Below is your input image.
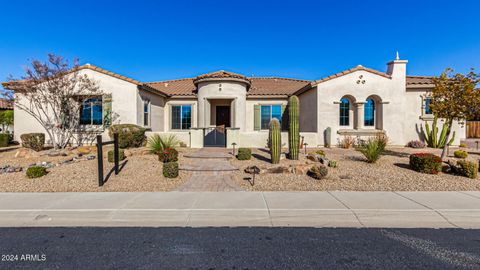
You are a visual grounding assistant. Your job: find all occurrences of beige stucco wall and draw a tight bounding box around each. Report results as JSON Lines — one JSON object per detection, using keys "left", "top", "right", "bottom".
{"left": 197, "top": 81, "right": 247, "bottom": 130}
{"left": 137, "top": 90, "right": 166, "bottom": 132}
{"left": 13, "top": 68, "right": 140, "bottom": 143}
{"left": 298, "top": 62, "right": 465, "bottom": 146}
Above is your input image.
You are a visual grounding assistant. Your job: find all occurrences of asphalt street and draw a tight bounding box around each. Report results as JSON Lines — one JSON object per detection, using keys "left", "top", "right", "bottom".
{"left": 1, "top": 227, "right": 480, "bottom": 269}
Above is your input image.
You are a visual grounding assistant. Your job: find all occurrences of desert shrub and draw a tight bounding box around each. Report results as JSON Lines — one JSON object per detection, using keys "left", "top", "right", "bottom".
{"left": 108, "top": 149, "right": 125, "bottom": 163}
{"left": 147, "top": 134, "right": 179, "bottom": 155}
{"left": 338, "top": 136, "right": 356, "bottom": 149}
{"left": 20, "top": 133, "right": 45, "bottom": 151}
{"left": 163, "top": 162, "right": 179, "bottom": 178}
{"left": 308, "top": 165, "right": 328, "bottom": 180}
{"left": 158, "top": 148, "right": 178, "bottom": 163}
{"left": 407, "top": 140, "right": 426, "bottom": 148}
{"left": 409, "top": 153, "right": 442, "bottom": 174}
{"left": 309, "top": 150, "right": 326, "bottom": 157}
{"left": 376, "top": 134, "right": 389, "bottom": 152}
{"left": 237, "top": 148, "right": 252, "bottom": 160}
{"left": 357, "top": 138, "right": 384, "bottom": 163}
{"left": 454, "top": 150, "right": 468, "bottom": 159}
{"left": 456, "top": 160, "right": 478, "bottom": 179}
{"left": 328, "top": 160, "right": 338, "bottom": 168}
{"left": 108, "top": 124, "right": 146, "bottom": 148}
{"left": 26, "top": 166, "right": 48, "bottom": 178}
{"left": 0, "top": 134, "right": 8, "bottom": 147}
{"left": 459, "top": 143, "right": 467, "bottom": 148}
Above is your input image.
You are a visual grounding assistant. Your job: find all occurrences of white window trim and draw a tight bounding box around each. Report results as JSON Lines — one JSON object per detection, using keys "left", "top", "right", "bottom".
{"left": 143, "top": 99, "right": 150, "bottom": 128}
{"left": 80, "top": 97, "right": 103, "bottom": 127}
{"left": 170, "top": 104, "right": 192, "bottom": 131}
{"left": 260, "top": 104, "right": 283, "bottom": 130}
{"left": 420, "top": 94, "right": 435, "bottom": 120}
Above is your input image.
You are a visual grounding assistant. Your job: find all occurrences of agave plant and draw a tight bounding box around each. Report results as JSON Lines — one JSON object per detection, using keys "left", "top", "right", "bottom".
{"left": 147, "top": 134, "right": 179, "bottom": 155}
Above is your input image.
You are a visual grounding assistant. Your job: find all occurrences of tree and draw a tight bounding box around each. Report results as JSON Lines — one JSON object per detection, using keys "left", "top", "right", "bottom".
{"left": 429, "top": 68, "right": 480, "bottom": 160}
{"left": 0, "top": 110, "right": 13, "bottom": 133}
{"left": 4, "top": 54, "right": 105, "bottom": 149}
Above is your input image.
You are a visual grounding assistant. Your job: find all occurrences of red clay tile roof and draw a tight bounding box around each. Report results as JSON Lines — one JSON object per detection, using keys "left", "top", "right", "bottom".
{"left": 193, "top": 70, "right": 250, "bottom": 86}
{"left": 0, "top": 99, "right": 13, "bottom": 110}
{"left": 144, "top": 76, "right": 310, "bottom": 97}
{"left": 406, "top": 75, "right": 434, "bottom": 87}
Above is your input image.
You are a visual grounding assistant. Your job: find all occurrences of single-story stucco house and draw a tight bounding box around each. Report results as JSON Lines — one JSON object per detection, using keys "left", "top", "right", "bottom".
{"left": 3, "top": 54, "right": 465, "bottom": 148}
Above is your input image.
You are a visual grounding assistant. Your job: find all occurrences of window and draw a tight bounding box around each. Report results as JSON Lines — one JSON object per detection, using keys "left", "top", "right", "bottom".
{"left": 260, "top": 105, "right": 282, "bottom": 129}
{"left": 143, "top": 99, "right": 150, "bottom": 127}
{"left": 339, "top": 98, "right": 350, "bottom": 126}
{"left": 80, "top": 97, "right": 103, "bottom": 125}
{"left": 364, "top": 98, "right": 375, "bottom": 127}
{"left": 425, "top": 98, "right": 432, "bottom": 114}
{"left": 171, "top": 105, "right": 192, "bottom": 130}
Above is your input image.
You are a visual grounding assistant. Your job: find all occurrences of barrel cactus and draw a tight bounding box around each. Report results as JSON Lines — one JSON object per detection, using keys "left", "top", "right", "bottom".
{"left": 288, "top": 96, "right": 300, "bottom": 160}
{"left": 269, "top": 118, "right": 281, "bottom": 164}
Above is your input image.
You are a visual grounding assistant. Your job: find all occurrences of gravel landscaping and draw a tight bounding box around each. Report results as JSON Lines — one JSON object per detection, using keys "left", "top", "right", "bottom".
{"left": 0, "top": 147, "right": 191, "bottom": 192}
{"left": 231, "top": 147, "right": 480, "bottom": 191}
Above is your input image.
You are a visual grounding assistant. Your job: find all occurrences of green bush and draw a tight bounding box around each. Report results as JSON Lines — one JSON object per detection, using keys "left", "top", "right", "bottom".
{"left": 20, "top": 133, "right": 45, "bottom": 151}
{"left": 108, "top": 149, "right": 125, "bottom": 163}
{"left": 158, "top": 148, "right": 178, "bottom": 163}
{"left": 456, "top": 160, "right": 478, "bottom": 179}
{"left": 108, "top": 124, "right": 146, "bottom": 148}
{"left": 237, "top": 148, "right": 252, "bottom": 160}
{"left": 357, "top": 138, "right": 384, "bottom": 163}
{"left": 163, "top": 162, "right": 179, "bottom": 178}
{"left": 26, "top": 166, "right": 48, "bottom": 178}
{"left": 0, "top": 134, "right": 9, "bottom": 147}
{"left": 459, "top": 143, "right": 467, "bottom": 148}
{"left": 454, "top": 150, "right": 468, "bottom": 159}
{"left": 147, "top": 134, "right": 179, "bottom": 155}
{"left": 409, "top": 153, "right": 442, "bottom": 174}
{"left": 308, "top": 165, "right": 328, "bottom": 180}
{"left": 328, "top": 160, "right": 338, "bottom": 168}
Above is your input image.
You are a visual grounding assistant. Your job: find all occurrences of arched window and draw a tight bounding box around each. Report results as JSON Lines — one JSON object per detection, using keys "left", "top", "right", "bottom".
{"left": 339, "top": 98, "right": 350, "bottom": 126}
{"left": 364, "top": 98, "right": 375, "bottom": 127}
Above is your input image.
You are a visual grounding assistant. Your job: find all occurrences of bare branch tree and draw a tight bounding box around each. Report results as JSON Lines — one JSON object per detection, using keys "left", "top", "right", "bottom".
{"left": 5, "top": 54, "right": 109, "bottom": 149}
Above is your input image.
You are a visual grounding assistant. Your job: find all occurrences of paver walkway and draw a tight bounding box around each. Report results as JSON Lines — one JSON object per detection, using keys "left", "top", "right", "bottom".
{"left": 177, "top": 148, "right": 243, "bottom": 191}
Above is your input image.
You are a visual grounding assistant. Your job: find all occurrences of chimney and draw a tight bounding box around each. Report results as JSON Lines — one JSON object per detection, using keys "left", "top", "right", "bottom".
{"left": 386, "top": 51, "right": 408, "bottom": 79}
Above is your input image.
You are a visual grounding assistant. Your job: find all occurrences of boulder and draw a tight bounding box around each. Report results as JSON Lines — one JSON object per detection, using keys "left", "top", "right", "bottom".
{"left": 124, "top": 147, "right": 151, "bottom": 157}
{"left": 14, "top": 148, "right": 39, "bottom": 158}
{"left": 307, "top": 154, "right": 325, "bottom": 163}
{"left": 292, "top": 164, "right": 312, "bottom": 175}
{"left": 264, "top": 166, "right": 289, "bottom": 174}
{"left": 77, "top": 146, "right": 96, "bottom": 155}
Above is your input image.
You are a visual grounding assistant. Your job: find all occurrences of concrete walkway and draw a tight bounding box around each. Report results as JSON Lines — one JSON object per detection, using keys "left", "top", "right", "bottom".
{"left": 1, "top": 191, "right": 480, "bottom": 228}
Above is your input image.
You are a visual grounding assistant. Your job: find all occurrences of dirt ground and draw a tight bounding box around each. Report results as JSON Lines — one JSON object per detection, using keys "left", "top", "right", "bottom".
{"left": 231, "top": 147, "right": 480, "bottom": 191}
{"left": 0, "top": 147, "right": 192, "bottom": 192}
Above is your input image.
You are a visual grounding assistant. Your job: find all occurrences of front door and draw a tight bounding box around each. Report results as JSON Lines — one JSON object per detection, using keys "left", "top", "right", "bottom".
{"left": 216, "top": 106, "right": 231, "bottom": 127}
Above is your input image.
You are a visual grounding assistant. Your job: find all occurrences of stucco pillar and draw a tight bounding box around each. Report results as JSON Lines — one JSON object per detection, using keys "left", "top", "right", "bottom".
{"left": 356, "top": 102, "right": 365, "bottom": 129}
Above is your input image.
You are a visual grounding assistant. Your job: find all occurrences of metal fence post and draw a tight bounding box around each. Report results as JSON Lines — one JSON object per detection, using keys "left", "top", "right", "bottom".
{"left": 96, "top": 135, "right": 104, "bottom": 187}
{"left": 114, "top": 133, "right": 119, "bottom": 175}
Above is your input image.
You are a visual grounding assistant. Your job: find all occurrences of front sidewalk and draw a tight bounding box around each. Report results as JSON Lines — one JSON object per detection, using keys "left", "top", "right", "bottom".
{"left": 1, "top": 191, "right": 479, "bottom": 228}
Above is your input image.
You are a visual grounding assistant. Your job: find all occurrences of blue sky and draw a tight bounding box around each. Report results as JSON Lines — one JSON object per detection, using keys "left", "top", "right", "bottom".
{"left": 1, "top": 0, "right": 479, "bottom": 88}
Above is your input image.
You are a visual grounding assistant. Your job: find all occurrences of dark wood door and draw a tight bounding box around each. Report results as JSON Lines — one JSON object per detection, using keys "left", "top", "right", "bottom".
{"left": 216, "top": 106, "right": 231, "bottom": 127}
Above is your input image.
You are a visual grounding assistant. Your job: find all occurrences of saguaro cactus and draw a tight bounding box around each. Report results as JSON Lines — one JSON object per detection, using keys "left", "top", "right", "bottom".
{"left": 269, "top": 118, "right": 281, "bottom": 164}
{"left": 288, "top": 96, "right": 300, "bottom": 160}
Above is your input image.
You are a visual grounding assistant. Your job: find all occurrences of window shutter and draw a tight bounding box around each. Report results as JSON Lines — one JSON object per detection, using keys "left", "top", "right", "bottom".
{"left": 281, "top": 104, "right": 287, "bottom": 131}
{"left": 254, "top": 105, "right": 261, "bottom": 131}
{"left": 102, "top": 94, "right": 112, "bottom": 128}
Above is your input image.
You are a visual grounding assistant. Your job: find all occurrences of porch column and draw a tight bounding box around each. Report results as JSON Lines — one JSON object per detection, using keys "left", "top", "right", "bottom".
{"left": 355, "top": 102, "right": 365, "bottom": 129}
